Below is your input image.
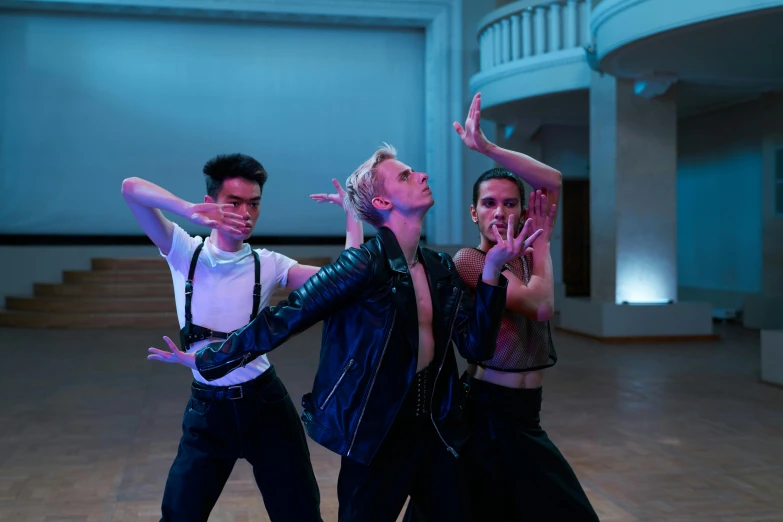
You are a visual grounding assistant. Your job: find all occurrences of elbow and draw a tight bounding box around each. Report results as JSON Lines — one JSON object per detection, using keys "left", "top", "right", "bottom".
{"left": 536, "top": 300, "right": 555, "bottom": 322}
{"left": 121, "top": 177, "right": 140, "bottom": 197}
{"left": 551, "top": 169, "right": 562, "bottom": 189}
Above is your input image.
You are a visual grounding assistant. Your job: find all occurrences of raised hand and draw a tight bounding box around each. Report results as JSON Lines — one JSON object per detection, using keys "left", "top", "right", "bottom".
{"left": 188, "top": 203, "right": 248, "bottom": 236}
{"left": 454, "top": 92, "right": 493, "bottom": 155}
{"left": 527, "top": 190, "right": 557, "bottom": 245}
{"left": 148, "top": 336, "right": 197, "bottom": 370}
{"left": 485, "top": 214, "right": 543, "bottom": 271}
{"left": 310, "top": 178, "right": 347, "bottom": 209}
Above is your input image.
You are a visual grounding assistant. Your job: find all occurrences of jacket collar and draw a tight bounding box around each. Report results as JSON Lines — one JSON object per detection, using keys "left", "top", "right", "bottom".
{"left": 377, "top": 226, "right": 417, "bottom": 275}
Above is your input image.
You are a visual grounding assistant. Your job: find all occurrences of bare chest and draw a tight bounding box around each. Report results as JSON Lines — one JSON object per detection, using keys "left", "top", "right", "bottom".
{"left": 409, "top": 265, "right": 433, "bottom": 326}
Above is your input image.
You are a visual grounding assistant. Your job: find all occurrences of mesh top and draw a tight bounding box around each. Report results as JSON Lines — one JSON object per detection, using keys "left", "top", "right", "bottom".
{"left": 453, "top": 248, "right": 557, "bottom": 372}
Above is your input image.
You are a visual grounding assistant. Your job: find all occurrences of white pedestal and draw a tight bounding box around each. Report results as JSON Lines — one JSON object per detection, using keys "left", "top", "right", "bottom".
{"left": 761, "top": 330, "right": 783, "bottom": 386}
{"left": 744, "top": 295, "right": 783, "bottom": 330}
{"left": 558, "top": 298, "right": 715, "bottom": 341}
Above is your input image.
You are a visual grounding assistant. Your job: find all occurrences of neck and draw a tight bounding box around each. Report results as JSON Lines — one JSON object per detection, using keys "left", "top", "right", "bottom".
{"left": 478, "top": 235, "right": 495, "bottom": 253}
{"left": 210, "top": 230, "right": 244, "bottom": 252}
{"left": 383, "top": 212, "right": 423, "bottom": 265}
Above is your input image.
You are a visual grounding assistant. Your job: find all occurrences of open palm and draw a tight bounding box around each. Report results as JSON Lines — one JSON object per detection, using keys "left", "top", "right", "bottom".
{"left": 310, "top": 178, "right": 347, "bottom": 209}
{"left": 188, "top": 203, "right": 246, "bottom": 235}
{"left": 527, "top": 190, "right": 557, "bottom": 245}
{"left": 454, "top": 92, "right": 492, "bottom": 154}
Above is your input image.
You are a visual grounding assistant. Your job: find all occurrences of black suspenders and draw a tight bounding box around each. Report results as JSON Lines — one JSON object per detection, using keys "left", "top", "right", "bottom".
{"left": 183, "top": 242, "right": 205, "bottom": 327}
{"left": 251, "top": 249, "right": 261, "bottom": 321}
{"left": 179, "top": 241, "right": 261, "bottom": 349}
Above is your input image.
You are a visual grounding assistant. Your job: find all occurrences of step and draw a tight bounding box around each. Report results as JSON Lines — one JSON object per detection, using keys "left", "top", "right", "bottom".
{"left": 0, "top": 310, "right": 177, "bottom": 329}
{"left": 92, "top": 258, "right": 168, "bottom": 271}
{"left": 34, "top": 283, "right": 174, "bottom": 299}
{"left": 91, "top": 256, "right": 334, "bottom": 272}
{"left": 64, "top": 270, "right": 172, "bottom": 284}
{"left": 6, "top": 296, "right": 174, "bottom": 314}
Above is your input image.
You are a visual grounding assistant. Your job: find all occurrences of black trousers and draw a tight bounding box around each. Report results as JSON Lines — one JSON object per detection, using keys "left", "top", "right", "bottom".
{"left": 336, "top": 384, "right": 472, "bottom": 522}
{"left": 160, "top": 367, "right": 322, "bottom": 522}
{"left": 406, "top": 373, "right": 599, "bottom": 522}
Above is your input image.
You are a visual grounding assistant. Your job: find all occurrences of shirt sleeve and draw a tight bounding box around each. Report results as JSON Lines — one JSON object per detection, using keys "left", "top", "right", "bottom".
{"left": 159, "top": 223, "right": 202, "bottom": 275}
{"left": 268, "top": 251, "right": 299, "bottom": 289}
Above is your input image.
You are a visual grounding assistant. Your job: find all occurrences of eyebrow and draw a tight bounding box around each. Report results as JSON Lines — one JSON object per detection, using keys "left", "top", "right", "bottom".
{"left": 226, "top": 195, "right": 261, "bottom": 201}
{"left": 481, "top": 197, "right": 519, "bottom": 203}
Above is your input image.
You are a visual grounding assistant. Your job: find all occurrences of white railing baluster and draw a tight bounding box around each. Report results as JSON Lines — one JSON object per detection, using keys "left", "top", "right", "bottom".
{"left": 548, "top": 2, "right": 562, "bottom": 52}
{"left": 494, "top": 22, "right": 502, "bottom": 65}
{"left": 511, "top": 14, "right": 521, "bottom": 60}
{"left": 479, "top": 31, "right": 486, "bottom": 70}
{"left": 580, "top": 0, "right": 590, "bottom": 46}
{"left": 501, "top": 18, "right": 511, "bottom": 64}
{"left": 565, "top": 0, "right": 578, "bottom": 48}
{"left": 534, "top": 6, "right": 547, "bottom": 56}
{"left": 522, "top": 9, "right": 533, "bottom": 58}
{"left": 486, "top": 25, "right": 495, "bottom": 67}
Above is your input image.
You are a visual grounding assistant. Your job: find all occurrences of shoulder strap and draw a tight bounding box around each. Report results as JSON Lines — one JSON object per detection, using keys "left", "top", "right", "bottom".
{"left": 184, "top": 241, "right": 205, "bottom": 323}
{"left": 250, "top": 249, "right": 261, "bottom": 321}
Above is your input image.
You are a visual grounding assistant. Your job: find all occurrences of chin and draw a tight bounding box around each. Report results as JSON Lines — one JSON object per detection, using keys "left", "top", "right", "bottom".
{"left": 232, "top": 231, "right": 253, "bottom": 241}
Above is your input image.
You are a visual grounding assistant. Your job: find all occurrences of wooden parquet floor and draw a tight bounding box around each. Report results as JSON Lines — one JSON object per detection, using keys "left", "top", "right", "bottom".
{"left": 0, "top": 323, "right": 781, "bottom": 521}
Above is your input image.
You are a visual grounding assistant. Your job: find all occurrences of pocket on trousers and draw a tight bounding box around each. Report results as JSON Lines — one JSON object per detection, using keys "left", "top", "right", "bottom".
{"left": 187, "top": 396, "right": 212, "bottom": 416}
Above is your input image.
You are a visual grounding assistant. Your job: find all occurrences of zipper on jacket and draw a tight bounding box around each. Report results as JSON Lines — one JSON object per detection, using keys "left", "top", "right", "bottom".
{"left": 430, "top": 290, "right": 463, "bottom": 458}
{"left": 347, "top": 309, "right": 396, "bottom": 456}
{"left": 207, "top": 354, "right": 245, "bottom": 378}
{"left": 319, "top": 359, "right": 356, "bottom": 410}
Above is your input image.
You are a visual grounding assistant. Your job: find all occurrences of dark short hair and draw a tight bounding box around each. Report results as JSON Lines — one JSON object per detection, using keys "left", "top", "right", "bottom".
{"left": 203, "top": 153, "right": 268, "bottom": 199}
{"left": 472, "top": 167, "right": 526, "bottom": 207}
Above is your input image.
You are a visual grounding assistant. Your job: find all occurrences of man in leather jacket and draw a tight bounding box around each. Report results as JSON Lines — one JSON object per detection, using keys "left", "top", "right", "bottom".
{"left": 150, "top": 144, "right": 543, "bottom": 522}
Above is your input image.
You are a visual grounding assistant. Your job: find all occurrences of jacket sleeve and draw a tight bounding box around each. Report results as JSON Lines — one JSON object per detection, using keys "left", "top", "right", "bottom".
{"left": 446, "top": 253, "right": 507, "bottom": 362}
{"left": 195, "top": 246, "right": 376, "bottom": 381}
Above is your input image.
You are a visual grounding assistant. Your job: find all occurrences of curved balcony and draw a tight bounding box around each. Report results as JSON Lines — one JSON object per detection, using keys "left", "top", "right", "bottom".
{"left": 470, "top": 0, "right": 593, "bottom": 121}
{"left": 592, "top": 0, "right": 783, "bottom": 90}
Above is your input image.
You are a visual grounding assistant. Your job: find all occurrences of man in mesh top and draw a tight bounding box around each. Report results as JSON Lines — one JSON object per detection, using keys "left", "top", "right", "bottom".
{"left": 407, "top": 93, "right": 599, "bottom": 521}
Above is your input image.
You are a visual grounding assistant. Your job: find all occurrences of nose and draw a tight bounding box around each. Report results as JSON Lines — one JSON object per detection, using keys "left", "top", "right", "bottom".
{"left": 418, "top": 172, "right": 429, "bottom": 184}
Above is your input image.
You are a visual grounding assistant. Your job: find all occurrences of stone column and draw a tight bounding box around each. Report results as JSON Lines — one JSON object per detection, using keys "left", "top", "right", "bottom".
{"left": 589, "top": 73, "right": 678, "bottom": 304}
{"left": 559, "top": 72, "right": 712, "bottom": 339}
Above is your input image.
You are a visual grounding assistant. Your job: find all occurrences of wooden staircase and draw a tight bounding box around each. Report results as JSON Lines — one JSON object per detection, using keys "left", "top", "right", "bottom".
{"left": 0, "top": 256, "right": 332, "bottom": 329}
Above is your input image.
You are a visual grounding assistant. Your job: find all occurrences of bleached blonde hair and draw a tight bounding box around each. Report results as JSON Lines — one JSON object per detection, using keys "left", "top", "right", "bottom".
{"left": 344, "top": 143, "right": 397, "bottom": 228}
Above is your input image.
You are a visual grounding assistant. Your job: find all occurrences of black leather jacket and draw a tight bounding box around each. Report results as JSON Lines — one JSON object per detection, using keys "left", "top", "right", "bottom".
{"left": 196, "top": 227, "right": 507, "bottom": 465}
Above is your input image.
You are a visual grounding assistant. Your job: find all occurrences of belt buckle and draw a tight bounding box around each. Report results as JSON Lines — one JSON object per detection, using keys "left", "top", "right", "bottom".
{"left": 228, "top": 385, "right": 244, "bottom": 400}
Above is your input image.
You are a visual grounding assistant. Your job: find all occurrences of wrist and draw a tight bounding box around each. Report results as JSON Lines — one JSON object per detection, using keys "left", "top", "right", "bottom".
{"left": 482, "top": 261, "right": 503, "bottom": 278}
{"left": 531, "top": 240, "right": 550, "bottom": 256}
{"left": 482, "top": 141, "right": 499, "bottom": 158}
{"left": 177, "top": 200, "right": 197, "bottom": 218}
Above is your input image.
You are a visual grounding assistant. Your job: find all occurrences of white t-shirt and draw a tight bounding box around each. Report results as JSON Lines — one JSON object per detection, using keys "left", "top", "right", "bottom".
{"left": 161, "top": 223, "right": 297, "bottom": 386}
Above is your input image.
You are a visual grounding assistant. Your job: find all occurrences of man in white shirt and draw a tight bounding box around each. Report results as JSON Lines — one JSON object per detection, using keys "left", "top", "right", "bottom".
{"left": 121, "top": 153, "right": 361, "bottom": 522}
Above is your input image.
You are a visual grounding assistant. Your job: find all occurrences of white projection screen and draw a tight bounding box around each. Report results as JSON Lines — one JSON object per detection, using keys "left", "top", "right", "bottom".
{"left": 0, "top": 11, "right": 425, "bottom": 237}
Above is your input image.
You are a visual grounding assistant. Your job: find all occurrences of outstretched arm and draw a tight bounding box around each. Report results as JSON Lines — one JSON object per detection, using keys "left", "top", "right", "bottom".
{"left": 286, "top": 179, "right": 366, "bottom": 289}
{"left": 309, "top": 178, "right": 364, "bottom": 250}
{"left": 121, "top": 177, "right": 245, "bottom": 255}
{"left": 455, "top": 92, "right": 562, "bottom": 219}
{"left": 148, "top": 245, "right": 377, "bottom": 376}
